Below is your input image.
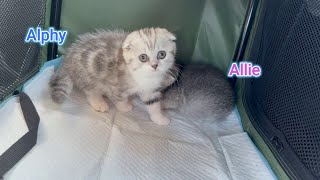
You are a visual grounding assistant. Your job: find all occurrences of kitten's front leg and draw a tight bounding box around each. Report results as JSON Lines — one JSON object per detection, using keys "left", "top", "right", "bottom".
{"left": 112, "top": 91, "right": 133, "bottom": 112}
{"left": 115, "top": 97, "right": 133, "bottom": 112}
{"left": 141, "top": 92, "right": 170, "bottom": 125}
{"left": 84, "top": 89, "right": 109, "bottom": 112}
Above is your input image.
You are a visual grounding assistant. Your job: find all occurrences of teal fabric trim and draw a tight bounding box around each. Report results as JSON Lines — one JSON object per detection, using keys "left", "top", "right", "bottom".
{"left": 249, "top": 134, "right": 278, "bottom": 180}
{"left": 234, "top": 106, "right": 244, "bottom": 130}
{"left": 22, "top": 57, "right": 63, "bottom": 92}
{"left": 0, "top": 57, "right": 63, "bottom": 108}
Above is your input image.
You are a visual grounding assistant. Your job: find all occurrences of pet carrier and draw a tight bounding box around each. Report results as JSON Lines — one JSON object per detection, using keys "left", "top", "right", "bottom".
{"left": 0, "top": 0, "right": 319, "bottom": 179}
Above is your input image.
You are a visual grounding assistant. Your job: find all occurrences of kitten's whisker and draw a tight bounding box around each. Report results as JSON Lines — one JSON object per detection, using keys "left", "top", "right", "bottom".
{"left": 171, "top": 67, "right": 183, "bottom": 78}
{"left": 173, "top": 65, "right": 182, "bottom": 72}
{"left": 168, "top": 71, "right": 177, "bottom": 80}
{"left": 169, "top": 69, "right": 181, "bottom": 87}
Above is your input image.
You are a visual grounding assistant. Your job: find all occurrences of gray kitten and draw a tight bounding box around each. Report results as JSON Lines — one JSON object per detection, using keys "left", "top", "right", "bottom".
{"left": 49, "top": 28, "right": 178, "bottom": 125}
{"left": 162, "top": 64, "right": 234, "bottom": 121}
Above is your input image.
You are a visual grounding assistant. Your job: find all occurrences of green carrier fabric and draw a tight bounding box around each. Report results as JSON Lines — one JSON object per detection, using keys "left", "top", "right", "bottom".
{"left": 58, "top": 0, "right": 248, "bottom": 73}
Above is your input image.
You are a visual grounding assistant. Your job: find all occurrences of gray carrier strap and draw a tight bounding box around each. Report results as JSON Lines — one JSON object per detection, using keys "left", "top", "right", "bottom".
{"left": 0, "top": 92, "right": 40, "bottom": 177}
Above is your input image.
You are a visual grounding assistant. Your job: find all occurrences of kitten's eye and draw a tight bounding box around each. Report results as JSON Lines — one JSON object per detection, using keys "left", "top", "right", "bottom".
{"left": 139, "top": 54, "right": 149, "bottom": 62}
{"left": 157, "top": 51, "right": 166, "bottom": 59}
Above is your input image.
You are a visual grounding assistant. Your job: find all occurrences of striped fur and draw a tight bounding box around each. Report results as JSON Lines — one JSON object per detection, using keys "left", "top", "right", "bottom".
{"left": 144, "top": 97, "right": 161, "bottom": 105}
{"left": 49, "top": 70, "right": 73, "bottom": 104}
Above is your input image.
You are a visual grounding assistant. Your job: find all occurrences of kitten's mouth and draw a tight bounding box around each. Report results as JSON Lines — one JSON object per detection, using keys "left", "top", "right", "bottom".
{"left": 153, "top": 69, "right": 162, "bottom": 73}
{"left": 151, "top": 69, "right": 159, "bottom": 72}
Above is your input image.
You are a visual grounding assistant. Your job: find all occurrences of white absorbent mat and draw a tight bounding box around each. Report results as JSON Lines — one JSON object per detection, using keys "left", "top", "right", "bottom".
{"left": 219, "top": 133, "right": 276, "bottom": 180}
{"left": 0, "top": 59, "right": 275, "bottom": 180}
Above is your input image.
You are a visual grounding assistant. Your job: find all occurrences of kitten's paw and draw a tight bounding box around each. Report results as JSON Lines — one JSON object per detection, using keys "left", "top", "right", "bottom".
{"left": 88, "top": 98, "right": 109, "bottom": 112}
{"left": 150, "top": 115, "right": 170, "bottom": 125}
{"left": 116, "top": 101, "right": 133, "bottom": 112}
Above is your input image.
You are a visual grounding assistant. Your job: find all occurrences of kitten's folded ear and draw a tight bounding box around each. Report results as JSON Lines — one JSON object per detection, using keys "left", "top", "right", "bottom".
{"left": 122, "top": 41, "right": 131, "bottom": 51}
{"left": 167, "top": 32, "right": 177, "bottom": 41}
{"left": 157, "top": 28, "right": 177, "bottom": 41}
{"left": 123, "top": 45, "right": 131, "bottom": 51}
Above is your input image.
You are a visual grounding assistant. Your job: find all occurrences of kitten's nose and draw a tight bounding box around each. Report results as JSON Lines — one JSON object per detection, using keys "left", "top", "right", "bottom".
{"left": 152, "top": 64, "right": 158, "bottom": 70}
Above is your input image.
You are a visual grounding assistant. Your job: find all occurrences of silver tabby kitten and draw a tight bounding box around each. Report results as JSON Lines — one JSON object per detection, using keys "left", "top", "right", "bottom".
{"left": 162, "top": 64, "right": 234, "bottom": 121}
{"left": 49, "top": 28, "right": 178, "bottom": 125}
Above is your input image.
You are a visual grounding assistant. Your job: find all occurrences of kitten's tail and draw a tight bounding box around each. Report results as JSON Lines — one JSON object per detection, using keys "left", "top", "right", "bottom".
{"left": 49, "top": 72, "right": 73, "bottom": 104}
{"left": 162, "top": 88, "right": 234, "bottom": 122}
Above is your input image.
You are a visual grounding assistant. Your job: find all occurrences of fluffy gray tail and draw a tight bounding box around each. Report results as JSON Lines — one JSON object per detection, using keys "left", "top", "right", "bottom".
{"left": 49, "top": 73, "right": 73, "bottom": 104}
{"left": 161, "top": 70, "right": 235, "bottom": 122}
{"left": 162, "top": 94, "right": 234, "bottom": 122}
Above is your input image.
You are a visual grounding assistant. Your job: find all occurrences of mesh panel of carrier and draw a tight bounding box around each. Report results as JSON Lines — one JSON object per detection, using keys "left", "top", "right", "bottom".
{"left": 0, "top": 0, "right": 46, "bottom": 100}
{"left": 245, "top": 0, "right": 320, "bottom": 179}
